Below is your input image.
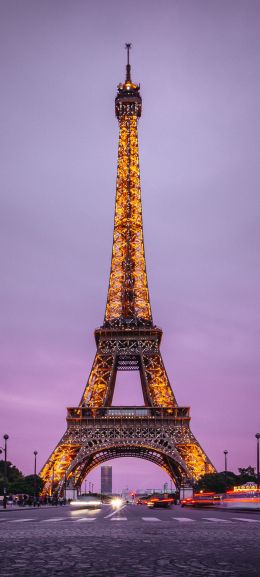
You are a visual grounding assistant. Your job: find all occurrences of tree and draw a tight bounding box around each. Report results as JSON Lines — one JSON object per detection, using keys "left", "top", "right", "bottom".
{"left": 0, "top": 460, "right": 23, "bottom": 494}
{"left": 237, "top": 466, "right": 256, "bottom": 484}
{"left": 194, "top": 467, "right": 258, "bottom": 494}
{"left": 194, "top": 472, "right": 237, "bottom": 494}
{"left": 8, "top": 475, "right": 44, "bottom": 496}
{"left": 0, "top": 460, "right": 23, "bottom": 483}
{"left": 0, "top": 460, "right": 44, "bottom": 496}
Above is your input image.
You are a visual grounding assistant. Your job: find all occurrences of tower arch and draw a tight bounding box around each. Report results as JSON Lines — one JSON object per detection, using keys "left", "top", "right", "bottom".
{"left": 56, "top": 443, "right": 189, "bottom": 497}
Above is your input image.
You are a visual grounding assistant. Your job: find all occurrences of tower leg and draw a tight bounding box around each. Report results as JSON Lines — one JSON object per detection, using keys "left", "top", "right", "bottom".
{"left": 40, "top": 440, "right": 81, "bottom": 496}
{"left": 141, "top": 352, "right": 177, "bottom": 407}
{"left": 80, "top": 352, "right": 116, "bottom": 408}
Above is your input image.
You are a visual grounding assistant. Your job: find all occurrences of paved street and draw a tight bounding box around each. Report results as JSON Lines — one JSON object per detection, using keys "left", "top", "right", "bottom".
{"left": 0, "top": 504, "right": 260, "bottom": 577}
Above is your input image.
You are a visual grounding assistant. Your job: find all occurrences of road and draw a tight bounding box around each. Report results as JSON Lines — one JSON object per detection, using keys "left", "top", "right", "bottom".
{"left": 0, "top": 504, "right": 260, "bottom": 577}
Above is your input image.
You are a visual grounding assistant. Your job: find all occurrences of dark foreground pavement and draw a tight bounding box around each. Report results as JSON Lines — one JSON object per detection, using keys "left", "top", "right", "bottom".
{"left": 0, "top": 504, "right": 260, "bottom": 577}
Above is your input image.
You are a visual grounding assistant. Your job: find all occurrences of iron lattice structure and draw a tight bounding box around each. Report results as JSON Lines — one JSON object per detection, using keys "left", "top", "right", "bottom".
{"left": 40, "top": 46, "right": 215, "bottom": 496}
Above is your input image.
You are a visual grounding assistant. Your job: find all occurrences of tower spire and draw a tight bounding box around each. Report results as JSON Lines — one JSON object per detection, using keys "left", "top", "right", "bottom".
{"left": 125, "top": 42, "right": 132, "bottom": 82}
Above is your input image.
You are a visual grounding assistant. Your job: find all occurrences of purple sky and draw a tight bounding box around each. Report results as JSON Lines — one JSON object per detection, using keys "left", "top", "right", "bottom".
{"left": 1, "top": 0, "right": 260, "bottom": 493}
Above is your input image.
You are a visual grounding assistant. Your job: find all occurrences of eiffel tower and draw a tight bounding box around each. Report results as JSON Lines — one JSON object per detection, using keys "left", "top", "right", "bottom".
{"left": 40, "top": 45, "right": 215, "bottom": 496}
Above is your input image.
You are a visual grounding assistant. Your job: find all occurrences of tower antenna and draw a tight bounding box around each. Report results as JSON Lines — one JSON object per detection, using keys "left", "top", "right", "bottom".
{"left": 125, "top": 42, "right": 132, "bottom": 82}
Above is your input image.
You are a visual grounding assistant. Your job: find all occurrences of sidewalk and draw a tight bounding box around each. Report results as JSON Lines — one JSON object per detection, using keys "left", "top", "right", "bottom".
{"left": 0, "top": 505, "right": 70, "bottom": 512}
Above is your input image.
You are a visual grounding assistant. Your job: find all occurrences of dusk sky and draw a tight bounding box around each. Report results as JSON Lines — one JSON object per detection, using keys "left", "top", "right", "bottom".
{"left": 1, "top": 0, "right": 259, "bottom": 493}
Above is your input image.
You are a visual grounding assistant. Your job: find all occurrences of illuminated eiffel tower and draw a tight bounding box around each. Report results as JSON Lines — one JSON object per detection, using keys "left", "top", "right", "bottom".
{"left": 40, "top": 45, "right": 215, "bottom": 496}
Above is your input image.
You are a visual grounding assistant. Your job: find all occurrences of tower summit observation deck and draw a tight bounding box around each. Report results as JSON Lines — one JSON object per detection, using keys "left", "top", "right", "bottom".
{"left": 40, "top": 45, "right": 215, "bottom": 496}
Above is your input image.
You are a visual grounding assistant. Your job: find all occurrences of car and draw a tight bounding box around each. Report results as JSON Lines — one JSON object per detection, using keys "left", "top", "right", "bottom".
{"left": 180, "top": 497, "right": 194, "bottom": 507}
{"left": 70, "top": 495, "right": 102, "bottom": 509}
{"left": 181, "top": 492, "right": 216, "bottom": 507}
{"left": 136, "top": 498, "right": 149, "bottom": 505}
{"left": 147, "top": 497, "right": 174, "bottom": 509}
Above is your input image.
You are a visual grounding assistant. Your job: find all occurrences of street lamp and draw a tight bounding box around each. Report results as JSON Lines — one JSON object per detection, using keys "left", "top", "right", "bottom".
{"left": 51, "top": 463, "right": 55, "bottom": 498}
{"left": 0, "top": 435, "right": 9, "bottom": 509}
{"left": 224, "top": 450, "right": 228, "bottom": 475}
{"left": 255, "top": 433, "right": 260, "bottom": 491}
{"left": 33, "top": 451, "right": 38, "bottom": 504}
{"left": 64, "top": 470, "right": 67, "bottom": 502}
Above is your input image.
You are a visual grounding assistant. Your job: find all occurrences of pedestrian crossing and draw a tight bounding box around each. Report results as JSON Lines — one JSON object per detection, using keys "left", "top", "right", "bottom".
{"left": 172, "top": 517, "right": 194, "bottom": 522}
{"left": 142, "top": 517, "right": 161, "bottom": 522}
{"left": 2, "top": 515, "right": 260, "bottom": 524}
{"left": 232, "top": 517, "right": 260, "bottom": 523}
{"left": 41, "top": 517, "right": 66, "bottom": 522}
{"left": 76, "top": 518, "right": 95, "bottom": 522}
{"left": 8, "top": 518, "right": 35, "bottom": 523}
{"left": 202, "top": 517, "right": 231, "bottom": 523}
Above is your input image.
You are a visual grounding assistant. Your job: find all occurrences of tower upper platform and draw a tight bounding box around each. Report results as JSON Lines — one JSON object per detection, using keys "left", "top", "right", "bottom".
{"left": 115, "top": 43, "right": 142, "bottom": 118}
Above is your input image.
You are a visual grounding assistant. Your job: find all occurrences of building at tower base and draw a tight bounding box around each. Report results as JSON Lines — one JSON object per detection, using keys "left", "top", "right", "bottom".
{"left": 101, "top": 466, "right": 112, "bottom": 495}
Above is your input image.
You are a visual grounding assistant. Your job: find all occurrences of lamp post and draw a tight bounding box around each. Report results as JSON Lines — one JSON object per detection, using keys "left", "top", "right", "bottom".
{"left": 51, "top": 463, "right": 55, "bottom": 499}
{"left": 0, "top": 435, "right": 9, "bottom": 509}
{"left": 33, "top": 451, "right": 38, "bottom": 504}
{"left": 224, "top": 450, "right": 228, "bottom": 475}
{"left": 64, "top": 471, "right": 67, "bottom": 503}
{"left": 256, "top": 433, "right": 260, "bottom": 491}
